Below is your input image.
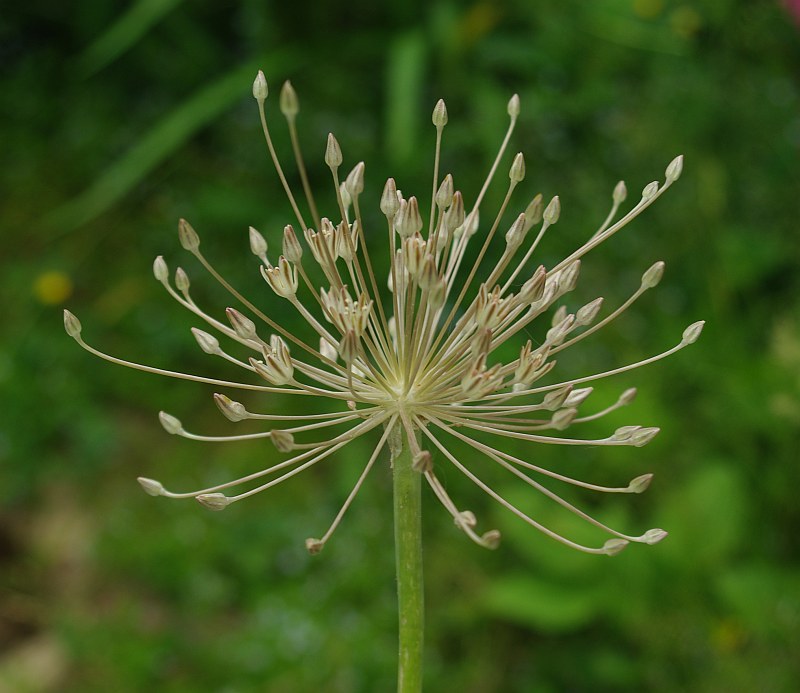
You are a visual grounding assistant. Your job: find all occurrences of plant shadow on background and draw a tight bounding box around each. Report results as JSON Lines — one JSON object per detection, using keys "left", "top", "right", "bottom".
{"left": 2, "top": 1, "right": 799, "bottom": 691}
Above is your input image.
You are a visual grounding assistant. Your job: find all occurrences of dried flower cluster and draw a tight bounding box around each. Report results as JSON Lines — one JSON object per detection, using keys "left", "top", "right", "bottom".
{"left": 65, "top": 71, "right": 703, "bottom": 556}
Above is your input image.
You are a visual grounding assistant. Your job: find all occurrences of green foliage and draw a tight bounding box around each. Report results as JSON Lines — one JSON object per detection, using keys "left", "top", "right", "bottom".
{"left": 2, "top": 0, "right": 799, "bottom": 691}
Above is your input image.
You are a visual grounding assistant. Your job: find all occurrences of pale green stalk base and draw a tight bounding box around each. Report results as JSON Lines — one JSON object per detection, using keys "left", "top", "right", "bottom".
{"left": 391, "top": 424, "right": 424, "bottom": 693}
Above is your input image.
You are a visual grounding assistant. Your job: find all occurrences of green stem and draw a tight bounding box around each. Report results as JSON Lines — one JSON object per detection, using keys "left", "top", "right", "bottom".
{"left": 392, "top": 423, "right": 424, "bottom": 693}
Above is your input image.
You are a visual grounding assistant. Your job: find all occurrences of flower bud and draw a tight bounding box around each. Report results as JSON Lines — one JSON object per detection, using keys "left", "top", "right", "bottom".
{"left": 504, "top": 213, "right": 527, "bottom": 248}
{"left": 509, "top": 152, "right": 525, "bottom": 183}
{"left": 137, "top": 477, "right": 164, "bottom": 496}
{"left": 174, "top": 267, "right": 190, "bottom": 293}
{"left": 252, "top": 70, "right": 268, "bottom": 101}
{"left": 196, "top": 493, "right": 231, "bottom": 511}
{"left": 213, "top": 393, "right": 248, "bottom": 422}
{"left": 325, "top": 132, "right": 343, "bottom": 169}
{"left": 63, "top": 309, "right": 82, "bottom": 338}
{"left": 507, "top": 93, "right": 520, "bottom": 119}
{"left": 641, "top": 261, "right": 665, "bottom": 289}
{"left": 619, "top": 387, "right": 638, "bottom": 405}
{"left": 435, "top": 174, "right": 454, "bottom": 210}
{"left": 270, "top": 429, "right": 295, "bottom": 452}
{"left": 282, "top": 224, "right": 303, "bottom": 263}
{"left": 613, "top": 180, "right": 627, "bottom": 205}
{"left": 665, "top": 154, "right": 683, "bottom": 182}
{"left": 642, "top": 528, "right": 668, "bottom": 545}
{"left": 305, "top": 538, "right": 324, "bottom": 555}
{"left": 627, "top": 473, "right": 653, "bottom": 494}
{"left": 279, "top": 80, "right": 298, "bottom": 117}
{"left": 575, "top": 297, "right": 603, "bottom": 327}
{"left": 226, "top": 307, "right": 257, "bottom": 340}
{"left": 642, "top": 181, "right": 659, "bottom": 200}
{"left": 345, "top": 161, "right": 365, "bottom": 197}
{"left": 481, "top": 530, "right": 502, "bottom": 550}
{"left": 681, "top": 320, "right": 705, "bottom": 345}
{"left": 380, "top": 178, "right": 399, "bottom": 218}
{"left": 602, "top": 538, "right": 629, "bottom": 556}
{"left": 191, "top": 327, "right": 220, "bottom": 355}
{"left": 158, "top": 411, "right": 183, "bottom": 435}
{"left": 249, "top": 226, "right": 268, "bottom": 261}
{"left": 630, "top": 426, "right": 660, "bottom": 447}
{"left": 523, "top": 194, "right": 544, "bottom": 230}
{"left": 432, "top": 98, "right": 448, "bottom": 128}
{"left": 543, "top": 195, "right": 560, "bottom": 225}
{"left": 178, "top": 218, "right": 200, "bottom": 252}
{"left": 153, "top": 256, "right": 168, "bottom": 282}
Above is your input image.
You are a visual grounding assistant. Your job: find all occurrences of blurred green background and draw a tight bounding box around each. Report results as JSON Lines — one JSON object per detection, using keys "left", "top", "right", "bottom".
{"left": 2, "top": 0, "right": 799, "bottom": 691}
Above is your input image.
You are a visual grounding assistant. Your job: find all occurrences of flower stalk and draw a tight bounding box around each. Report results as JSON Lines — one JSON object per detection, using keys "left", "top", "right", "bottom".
{"left": 392, "top": 423, "right": 424, "bottom": 693}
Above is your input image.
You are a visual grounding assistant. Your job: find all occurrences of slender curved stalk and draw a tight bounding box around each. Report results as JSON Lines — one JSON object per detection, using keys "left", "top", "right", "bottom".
{"left": 392, "top": 423, "right": 424, "bottom": 693}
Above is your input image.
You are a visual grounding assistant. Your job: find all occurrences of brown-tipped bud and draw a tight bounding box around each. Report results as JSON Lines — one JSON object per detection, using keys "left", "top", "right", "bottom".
{"left": 641, "top": 261, "right": 665, "bottom": 289}
{"left": 557, "top": 260, "right": 581, "bottom": 294}
{"left": 153, "top": 255, "right": 168, "bottom": 282}
{"left": 191, "top": 327, "right": 220, "bottom": 355}
{"left": 325, "top": 133, "right": 343, "bottom": 169}
{"left": 444, "top": 191, "right": 464, "bottom": 233}
{"left": 282, "top": 224, "right": 303, "bottom": 263}
{"left": 345, "top": 161, "right": 365, "bottom": 197}
{"left": 432, "top": 98, "right": 448, "bottom": 128}
{"left": 602, "top": 538, "right": 629, "bottom": 556}
{"left": 412, "top": 450, "right": 433, "bottom": 473}
{"left": 681, "top": 320, "right": 705, "bottom": 345}
{"left": 523, "top": 194, "right": 544, "bottom": 230}
{"left": 63, "top": 309, "right": 82, "bottom": 338}
{"left": 564, "top": 386, "right": 593, "bottom": 407}
{"left": 249, "top": 226, "right": 268, "bottom": 261}
{"left": 481, "top": 530, "right": 502, "bottom": 550}
{"left": 403, "top": 235, "right": 427, "bottom": 278}
{"left": 542, "top": 385, "right": 572, "bottom": 411}
{"left": 551, "top": 407, "right": 577, "bottom": 430}
{"left": 417, "top": 255, "right": 438, "bottom": 291}
{"left": 509, "top": 152, "right": 526, "bottom": 183}
{"left": 213, "top": 393, "right": 248, "bottom": 422}
{"left": 252, "top": 70, "right": 268, "bottom": 101}
{"left": 520, "top": 266, "right": 547, "bottom": 304}
{"left": 613, "top": 180, "right": 627, "bottom": 205}
{"left": 471, "top": 328, "right": 493, "bottom": 359}
{"left": 642, "top": 181, "right": 659, "bottom": 200}
{"left": 158, "top": 411, "right": 182, "bottom": 435}
{"left": 507, "top": 93, "right": 520, "bottom": 119}
{"left": 174, "top": 267, "right": 190, "bottom": 293}
{"left": 665, "top": 154, "right": 683, "bottom": 182}
{"left": 628, "top": 473, "right": 653, "bottom": 494}
{"left": 196, "top": 493, "right": 231, "bottom": 511}
{"left": 435, "top": 173, "right": 454, "bottom": 210}
{"left": 270, "top": 429, "right": 295, "bottom": 452}
{"left": 226, "top": 307, "right": 257, "bottom": 340}
{"left": 543, "top": 196, "right": 560, "bottom": 225}
{"left": 178, "top": 218, "right": 200, "bottom": 251}
{"left": 505, "top": 213, "right": 527, "bottom": 248}
{"left": 305, "top": 538, "right": 324, "bottom": 555}
{"left": 546, "top": 313, "right": 575, "bottom": 346}
{"left": 338, "top": 329, "right": 359, "bottom": 364}
{"left": 137, "top": 477, "right": 164, "bottom": 497}
{"left": 395, "top": 196, "right": 423, "bottom": 238}
{"left": 279, "top": 80, "right": 298, "bottom": 117}
{"left": 575, "top": 297, "right": 604, "bottom": 327}
{"left": 380, "top": 178, "right": 399, "bottom": 218}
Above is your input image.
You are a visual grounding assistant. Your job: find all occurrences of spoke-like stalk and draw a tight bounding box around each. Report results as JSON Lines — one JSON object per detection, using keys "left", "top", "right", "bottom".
{"left": 391, "top": 422, "right": 424, "bottom": 693}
